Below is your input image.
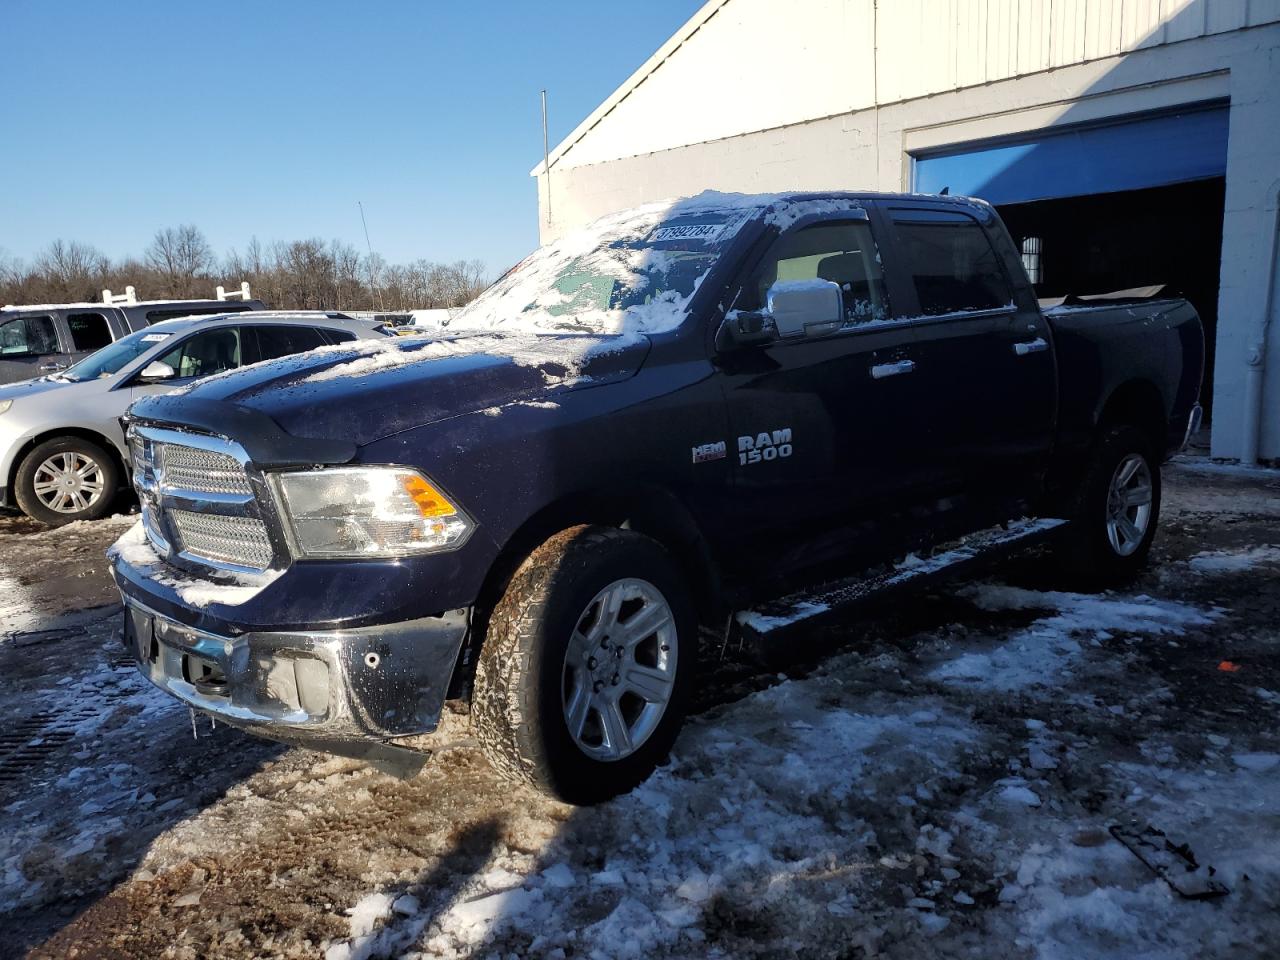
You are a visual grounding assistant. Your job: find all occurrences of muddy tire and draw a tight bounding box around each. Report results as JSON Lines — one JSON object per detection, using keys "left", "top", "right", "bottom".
{"left": 1056, "top": 425, "right": 1162, "bottom": 588}
{"left": 14, "top": 436, "right": 118, "bottom": 527}
{"left": 473, "top": 525, "right": 696, "bottom": 805}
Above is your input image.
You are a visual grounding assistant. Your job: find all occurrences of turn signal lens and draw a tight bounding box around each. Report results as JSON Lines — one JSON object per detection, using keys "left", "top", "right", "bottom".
{"left": 400, "top": 474, "right": 457, "bottom": 518}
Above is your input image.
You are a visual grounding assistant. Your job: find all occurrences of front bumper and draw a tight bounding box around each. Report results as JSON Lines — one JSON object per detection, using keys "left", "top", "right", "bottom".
{"left": 123, "top": 597, "right": 469, "bottom": 771}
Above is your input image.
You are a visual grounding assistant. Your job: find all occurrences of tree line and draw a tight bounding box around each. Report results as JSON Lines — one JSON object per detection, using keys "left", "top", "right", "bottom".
{"left": 0, "top": 225, "right": 490, "bottom": 312}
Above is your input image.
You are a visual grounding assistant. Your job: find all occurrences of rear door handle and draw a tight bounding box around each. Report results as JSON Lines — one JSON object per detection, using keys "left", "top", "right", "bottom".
{"left": 870, "top": 359, "right": 915, "bottom": 379}
{"left": 39, "top": 361, "right": 67, "bottom": 372}
{"left": 1013, "top": 337, "right": 1048, "bottom": 356}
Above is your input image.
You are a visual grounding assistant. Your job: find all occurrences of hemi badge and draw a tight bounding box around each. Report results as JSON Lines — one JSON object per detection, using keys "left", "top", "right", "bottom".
{"left": 692, "top": 441, "right": 727, "bottom": 464}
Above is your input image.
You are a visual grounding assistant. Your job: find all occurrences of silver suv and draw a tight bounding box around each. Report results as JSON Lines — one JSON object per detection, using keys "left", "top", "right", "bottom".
{"left": 0, "top": 312, "right": 388, "bottom": 525}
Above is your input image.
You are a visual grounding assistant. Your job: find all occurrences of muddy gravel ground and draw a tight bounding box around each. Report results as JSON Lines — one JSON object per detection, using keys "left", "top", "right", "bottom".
{"left": 0, "top": 460, "right": 1277, "bottom": 959}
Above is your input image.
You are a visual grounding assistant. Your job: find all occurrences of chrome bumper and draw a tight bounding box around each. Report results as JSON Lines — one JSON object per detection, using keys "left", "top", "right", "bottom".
{"left": 123, "top": 599, "right": 469, "bottom": 770}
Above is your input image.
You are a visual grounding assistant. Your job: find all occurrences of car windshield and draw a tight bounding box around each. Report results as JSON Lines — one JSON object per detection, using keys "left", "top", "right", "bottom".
{"left": 447, "top": 199, "right": 762, "bottom": 336}
{"left": 61, "top": 328, "right": 174, "bottom": 382}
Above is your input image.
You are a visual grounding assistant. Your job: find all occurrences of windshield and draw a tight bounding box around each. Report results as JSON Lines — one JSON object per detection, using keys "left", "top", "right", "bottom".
{"left": 448, "top": 198, "right": 762, "bottom": 336}
{"left": 61, "top": 328, "right": 174, "bottom": 381}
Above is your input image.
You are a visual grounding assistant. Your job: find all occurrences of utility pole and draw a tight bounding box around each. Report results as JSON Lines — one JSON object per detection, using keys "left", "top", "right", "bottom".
{"left": 358, "top": 200, "right": 386, "bottom": 312}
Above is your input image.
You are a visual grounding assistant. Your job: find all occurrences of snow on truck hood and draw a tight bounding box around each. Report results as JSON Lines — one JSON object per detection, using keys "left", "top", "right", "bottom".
{"left": 162, "top": 331, "right": 651, "bottom": 446}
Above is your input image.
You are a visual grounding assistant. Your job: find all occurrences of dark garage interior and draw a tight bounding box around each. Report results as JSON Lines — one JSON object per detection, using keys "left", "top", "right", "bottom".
{"left": 997, "top": 176, "right": 1226, "bottom": 420}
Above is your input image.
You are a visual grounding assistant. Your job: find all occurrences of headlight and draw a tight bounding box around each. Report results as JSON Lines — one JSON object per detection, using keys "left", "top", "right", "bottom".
{"left": 0, "top": 400, "right": 12, "bottom": 415}
{"left": 269, "top": 467, "right": 474, "bottom": 558}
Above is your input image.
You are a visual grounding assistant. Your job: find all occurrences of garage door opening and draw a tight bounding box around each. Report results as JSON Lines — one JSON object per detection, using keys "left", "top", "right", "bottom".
{"left": 996, "top": 177, "right": 1225, "bottom": 420}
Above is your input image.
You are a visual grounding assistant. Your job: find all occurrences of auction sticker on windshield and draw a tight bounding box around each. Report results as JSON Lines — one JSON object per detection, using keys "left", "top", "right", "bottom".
{"left": 651, "top": 223, "right": 729, "bottom": 243}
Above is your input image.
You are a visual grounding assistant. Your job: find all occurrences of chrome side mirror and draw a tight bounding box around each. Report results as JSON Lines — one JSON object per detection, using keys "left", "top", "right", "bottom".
{"left": 767, "top": 279, "right": 843, "bottom": 338}
{"left": 138, "top": 360, "right": 176, "bottom": 381}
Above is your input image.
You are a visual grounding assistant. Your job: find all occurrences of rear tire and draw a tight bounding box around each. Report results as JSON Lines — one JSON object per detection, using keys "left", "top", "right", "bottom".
{"left": 14, "top": 436, "right": 118, "bottom": 526}
{"left": 1055, "top": 424, "right": 1161, "bottom": 587}
{"left": 473, "top": 525, "right": 696, "bottom": 805}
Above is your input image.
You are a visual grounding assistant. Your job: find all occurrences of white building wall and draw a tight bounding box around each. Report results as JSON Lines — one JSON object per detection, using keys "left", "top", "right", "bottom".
{"left": 536, "top": 3, "right": 1280, "bottom": 461}
{"left": 544, "top": 0, "right": 1275, "bottom": 176}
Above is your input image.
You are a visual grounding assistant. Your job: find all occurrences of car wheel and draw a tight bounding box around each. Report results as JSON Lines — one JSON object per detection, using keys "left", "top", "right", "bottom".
{"left": 14, "top": 436, "right": 119, "bottom": 526}
{"left": 473, "top": 525, "right": 696, "bottom": 805}
{"left": 1056, "top": 424, "right": 1161, "bottom": 587}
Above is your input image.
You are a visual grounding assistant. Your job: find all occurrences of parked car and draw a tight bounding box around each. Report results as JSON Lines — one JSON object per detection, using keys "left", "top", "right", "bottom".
{"left": 0, "top": 312, "right": 387, "bottom": 525}
{"left": 0, "top": 287, "right": 266, "bottom": 385}
{"left": 110, "top": 192, "right": 1204, "bottom": 804}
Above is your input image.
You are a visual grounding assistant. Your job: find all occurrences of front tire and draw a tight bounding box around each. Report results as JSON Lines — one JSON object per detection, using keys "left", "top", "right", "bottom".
{"left": 473, "top": 525, "right": 696, "bottom": 805}
{"left": 14, "top": 436, "right": 118, "bottom": 526}
{"left": 1056, "top": 424, "right": 1161, "bottom": 587}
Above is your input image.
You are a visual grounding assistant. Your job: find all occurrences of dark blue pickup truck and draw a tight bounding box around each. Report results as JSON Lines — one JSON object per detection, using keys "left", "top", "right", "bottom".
{"left": 110, "top": 192, "right": 1203, "bottom": 803}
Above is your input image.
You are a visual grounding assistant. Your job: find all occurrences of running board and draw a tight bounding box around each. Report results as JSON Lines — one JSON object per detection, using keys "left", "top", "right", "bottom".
{"left": 735, "top": 518, "right": 1068, "bottom": 645}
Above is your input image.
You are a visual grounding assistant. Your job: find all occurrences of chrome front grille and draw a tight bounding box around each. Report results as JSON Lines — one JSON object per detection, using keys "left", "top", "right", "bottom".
{"left": 169, "top": 510, "right": 274, "bottom": 570}
{"left": 158, "top": 444, "right": 252, "bottom": 495}
{"left": 129, "top": 425, "right": 278, "bottom": 575}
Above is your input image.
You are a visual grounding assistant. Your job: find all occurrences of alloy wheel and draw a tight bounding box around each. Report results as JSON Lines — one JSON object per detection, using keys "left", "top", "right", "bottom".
{"left": 1105, "top": 452, "right": 1153, "bottom": 557}
{"left": 32, "top": 451, "right": 106, "bottom": 515}
{"left": 561, "top": 577, "right": 678, "bottom": 761}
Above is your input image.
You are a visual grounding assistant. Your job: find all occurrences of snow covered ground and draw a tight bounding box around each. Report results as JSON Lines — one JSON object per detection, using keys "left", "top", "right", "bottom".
{"left": 2, "top": 459, "right": 1278, "bottom": 958}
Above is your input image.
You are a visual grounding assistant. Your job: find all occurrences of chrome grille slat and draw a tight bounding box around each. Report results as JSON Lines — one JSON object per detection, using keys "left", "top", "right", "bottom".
{"left": 169, "top": 510, "right": 275, "bottom": 570}
{"left": 128, "top": 425, "right": 278, "bottom": 575}
{"left": 159, "top": 444, "right": 253, "bottom": 495}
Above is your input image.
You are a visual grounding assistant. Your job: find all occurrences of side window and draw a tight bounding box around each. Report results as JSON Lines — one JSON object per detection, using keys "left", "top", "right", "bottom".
{"left": 0, "top": 315, "right": 58, "bottom": 356}
{"left": 746, "top": 221, "right": 890, "bottom": 325}
{"left": 322, "top": 328, "right": 359, "bottom": 345}
{"left": 893, "top": 217, "right": 1013, "bottom": 316}
{"left": 156, "top": 327, "right": 242, "bottom": 380}
{"left": 67, "top": 312, "right": 113, "bottom": 351}
{"left": 253, "top": 325, "right": 328, "bottom": 362}
{"left": 144, "top": 307, "right": 245, "bottom": 325}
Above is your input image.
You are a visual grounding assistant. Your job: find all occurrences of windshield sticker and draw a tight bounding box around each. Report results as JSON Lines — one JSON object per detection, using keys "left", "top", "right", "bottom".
{"left": 650, "top": 223, "right": 728, "bottom": 244}
{"left": 141, "top": 334, "right": 171, "bottom": 342}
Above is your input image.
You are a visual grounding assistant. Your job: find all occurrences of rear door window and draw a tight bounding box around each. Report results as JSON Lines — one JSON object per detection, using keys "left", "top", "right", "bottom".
{"left": 67, "top": 312, "right": 114, "bottom": 351}
{"left": 321, "top": 328, "right": 359, "bottom": 345}
{"left": 0, "top": 315, "right": 58, "bottom": 356}
{"left": 156, "top": 327, "right": 242, "bottom": 379}
{"left": 252, "top": 325, "right": 329, "bottom": 363}
{"left": 892, "top": 213, "right": 1013, "bottom": 316}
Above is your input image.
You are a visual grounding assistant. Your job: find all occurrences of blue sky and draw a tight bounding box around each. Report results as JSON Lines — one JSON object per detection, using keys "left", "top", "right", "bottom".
{"left": 1, "top": 0, "right": 703, "bottom": 275}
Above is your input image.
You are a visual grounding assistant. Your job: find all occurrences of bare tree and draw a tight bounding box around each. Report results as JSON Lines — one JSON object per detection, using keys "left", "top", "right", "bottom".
{"left": 146, "top": 225, "right": 214, "bottom": 298}
{"left": 34, "top": 240, "right": 109, "bottom": 302}
{"left": 0, "top": 230, "right": 489, "bottom": 312}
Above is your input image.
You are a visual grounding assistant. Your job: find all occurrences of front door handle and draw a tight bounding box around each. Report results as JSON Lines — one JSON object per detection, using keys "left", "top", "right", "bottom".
{"left": 870, "top": 359, "right": 916, "bottom": 379}
{"left": 39, "top": 361, "right": 67, "bottom": 372}
{"left": 1013, "top": 337, "right": 1048, "bottom": 356}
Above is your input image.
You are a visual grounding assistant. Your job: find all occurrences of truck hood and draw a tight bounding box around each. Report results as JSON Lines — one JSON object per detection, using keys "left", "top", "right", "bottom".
{"left": 131, "top": 331, "right": 651, "bottom": 448}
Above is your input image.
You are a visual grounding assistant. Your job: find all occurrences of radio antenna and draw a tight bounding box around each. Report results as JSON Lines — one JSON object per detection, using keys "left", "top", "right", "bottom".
{"left": 358, "top": 200, "right": 386, "bottom": 312}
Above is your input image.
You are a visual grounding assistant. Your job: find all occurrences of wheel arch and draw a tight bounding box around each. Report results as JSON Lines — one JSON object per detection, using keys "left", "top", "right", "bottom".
{"left": 1097, "top": 379, "right": 1168, "bottom": 458}
{"left": 448, "top": 482, "right": 723, "bottom": 700}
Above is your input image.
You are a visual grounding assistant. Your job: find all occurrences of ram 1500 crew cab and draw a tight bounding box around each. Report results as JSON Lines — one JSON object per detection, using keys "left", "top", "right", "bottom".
{"left": 110, "top": 192, "right": 1203, "bottom": 804}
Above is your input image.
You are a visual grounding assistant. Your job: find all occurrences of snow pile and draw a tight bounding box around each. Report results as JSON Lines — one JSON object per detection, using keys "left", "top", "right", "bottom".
{"left": 323, "top": 665, "right": 981, "bottom": 958}
{"left": 1187, "top": 546, "right": 1280, "bottom": 573}
{"left": 931, "top": 586, "right": 1221, "bottom": 691}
